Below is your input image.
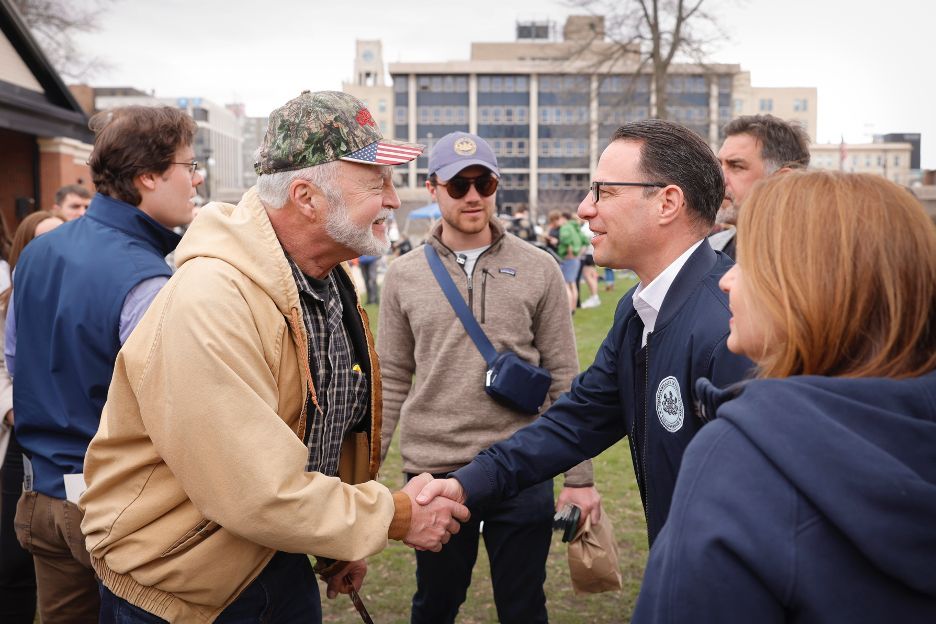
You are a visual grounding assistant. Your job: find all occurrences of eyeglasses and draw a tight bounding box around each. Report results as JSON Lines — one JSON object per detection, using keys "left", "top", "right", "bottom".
{"left": 590, "top": 180, "right": 666, "bottom": 203}
{"left": 172, "top": 161, "right": 199, "bottom": 176}
{"left": 437, "top": 173, "right": 499, "bottom": 199}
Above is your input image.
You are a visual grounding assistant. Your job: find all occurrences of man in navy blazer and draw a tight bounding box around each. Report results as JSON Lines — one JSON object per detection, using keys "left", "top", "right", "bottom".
{"left": 418, "top": 120, "right": 753, "bottom": 545}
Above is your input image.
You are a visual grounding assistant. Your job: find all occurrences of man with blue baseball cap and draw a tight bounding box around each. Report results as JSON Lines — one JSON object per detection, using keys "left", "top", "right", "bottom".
{"left": 378, "top": 131, "right": 602, "bottom": 623}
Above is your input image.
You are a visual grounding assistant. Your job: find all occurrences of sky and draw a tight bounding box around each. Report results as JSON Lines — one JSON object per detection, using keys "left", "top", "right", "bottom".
{"left": 71, "top": 0, "right": 936, "bottom": 167}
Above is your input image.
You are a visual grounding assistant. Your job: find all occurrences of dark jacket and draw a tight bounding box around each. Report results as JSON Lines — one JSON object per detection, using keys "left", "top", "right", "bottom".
{"left": 13, "top": 193, "right": 179, "bottom": 499}
{"left": 634, "top": 372, "right": 936, "bottom": 623}
{"left": 454, "top": 240, "right": 752, "bottom": 542}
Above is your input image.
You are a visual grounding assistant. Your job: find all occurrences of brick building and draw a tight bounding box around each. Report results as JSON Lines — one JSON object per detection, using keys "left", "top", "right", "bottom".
{"left": 0, "top": 0, "right": 92, "bottom": 236}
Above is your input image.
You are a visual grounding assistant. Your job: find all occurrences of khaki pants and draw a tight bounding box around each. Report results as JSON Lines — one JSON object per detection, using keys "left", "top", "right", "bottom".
{"left": 14, "top": 490, "right": 99, "bottom": 623}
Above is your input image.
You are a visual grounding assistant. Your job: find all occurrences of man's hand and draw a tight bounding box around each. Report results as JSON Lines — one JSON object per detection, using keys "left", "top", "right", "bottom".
{"left": 414, "top": 476, "right": 466, "bottom": 506}
{"left": 322, "top": 559, "right": 367, "bottom": 600}
{"left": 556, "top": 485, "right": 602, "bottom": 527}
{"left": 402, "top": 473, "right": 470, "bottom": 552}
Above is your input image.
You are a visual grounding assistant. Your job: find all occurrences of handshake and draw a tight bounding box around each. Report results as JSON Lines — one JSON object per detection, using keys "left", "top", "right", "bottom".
{"left": 399, "top": 474, "right": 469, "bottom": 552}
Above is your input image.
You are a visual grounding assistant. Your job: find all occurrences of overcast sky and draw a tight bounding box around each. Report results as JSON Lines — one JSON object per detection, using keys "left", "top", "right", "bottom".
{"left": 73, "top": 0, "right": 935, "bottom": 167}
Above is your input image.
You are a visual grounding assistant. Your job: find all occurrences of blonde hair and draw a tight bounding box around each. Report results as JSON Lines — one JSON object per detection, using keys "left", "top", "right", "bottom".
{"left": 737, "top": 171, "right": 936, "bottom": 379}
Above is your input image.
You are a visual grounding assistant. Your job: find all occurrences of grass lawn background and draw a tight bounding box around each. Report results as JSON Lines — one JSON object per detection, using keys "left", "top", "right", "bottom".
{"left": 320, "top": 275, "right": 648, "bottom": 623}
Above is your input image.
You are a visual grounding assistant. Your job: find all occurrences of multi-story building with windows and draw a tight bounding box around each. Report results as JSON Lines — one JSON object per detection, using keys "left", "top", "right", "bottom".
{"left": 389, "top": 15, "right": 743, "bottom": 218}
{"left": 732, "top": 73, "right": 817, "bottom": 140}
{"left": 810, "top": 141, "right": 914, "bottom": 186}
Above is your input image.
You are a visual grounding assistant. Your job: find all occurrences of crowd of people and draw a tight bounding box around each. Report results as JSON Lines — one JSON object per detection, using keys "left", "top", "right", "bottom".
{"left": 0, "top": 87, "right": 931, "bottom": 624}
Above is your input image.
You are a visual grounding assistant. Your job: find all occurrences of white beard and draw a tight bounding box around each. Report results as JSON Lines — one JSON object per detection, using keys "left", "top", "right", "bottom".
{"left": 324, "top": 199, "right": 390, "bottom": 257}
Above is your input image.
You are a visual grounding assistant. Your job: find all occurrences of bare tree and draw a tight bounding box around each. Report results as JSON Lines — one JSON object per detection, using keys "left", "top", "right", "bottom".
{"left": 567, "top": 0, "right": 726, "bottom": 119}
{"left": 10, "top": 0, "right": 114, "bottom": 81}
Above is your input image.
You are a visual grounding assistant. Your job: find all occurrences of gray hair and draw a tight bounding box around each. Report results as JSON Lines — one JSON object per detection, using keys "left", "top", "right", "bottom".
{"left": 255, "top": 159, "right": 342, "bottom": 209}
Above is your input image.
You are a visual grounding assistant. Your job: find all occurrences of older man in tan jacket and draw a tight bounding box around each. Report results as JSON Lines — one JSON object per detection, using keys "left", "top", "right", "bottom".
{"left": 80, "top": 91, "right": 469, "bottom": 623}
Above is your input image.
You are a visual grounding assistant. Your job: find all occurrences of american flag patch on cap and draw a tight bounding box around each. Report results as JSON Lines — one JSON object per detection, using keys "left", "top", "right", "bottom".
{"left": 342, "top": 140, "right": 424, "bottom": 166}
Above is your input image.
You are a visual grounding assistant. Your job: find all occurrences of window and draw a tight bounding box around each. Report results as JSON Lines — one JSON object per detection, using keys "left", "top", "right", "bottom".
{"left": 378, "top": 99, "right": 387, "bottom": 113}
{"left": 793, "top": 98, "right": 809, "bottom": 112}
{"left": 759, "top": 98, "right": 773, "bottom": 112}
{"left": 479, "top": 106, "right": 528, "bottom": 125}
{"left": 540, "top": 75, "right": 588, "bottom": 93}
{"left": 538, "top": 139, "right": 587, "bottom": 157}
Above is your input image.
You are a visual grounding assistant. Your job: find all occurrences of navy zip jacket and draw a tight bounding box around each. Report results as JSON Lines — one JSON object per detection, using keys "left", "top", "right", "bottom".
{"left": 454, "top": 240, "right": 753, "bottom": 543}
{"left": 634, "top": 372, "right": 936, "bottom": 623}
{"left": 13, "top": 193, "right": 180, "bottom": 500}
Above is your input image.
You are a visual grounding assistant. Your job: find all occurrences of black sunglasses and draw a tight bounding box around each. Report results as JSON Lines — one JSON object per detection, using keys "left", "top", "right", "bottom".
{"left": 438, "top": 173, "right": 499, "bottom": 199}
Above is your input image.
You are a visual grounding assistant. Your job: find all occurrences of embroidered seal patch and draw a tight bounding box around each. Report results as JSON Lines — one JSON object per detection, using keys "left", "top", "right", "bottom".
{"left": 655, "top": 376, "right": 684, "bottom": 432}
{"left": 454, "top": 137, "right": 477, "bottom": 155}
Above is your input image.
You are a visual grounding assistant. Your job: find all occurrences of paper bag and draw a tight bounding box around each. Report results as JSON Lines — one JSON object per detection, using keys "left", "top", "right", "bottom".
{"left": 567, "top": 511, "right": 623, "bottom": 594}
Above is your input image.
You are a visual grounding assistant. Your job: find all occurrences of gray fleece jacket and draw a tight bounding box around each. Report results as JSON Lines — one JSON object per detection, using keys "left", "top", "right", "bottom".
{"left": 378, "top": 219, "right": 593, "bottom": 485}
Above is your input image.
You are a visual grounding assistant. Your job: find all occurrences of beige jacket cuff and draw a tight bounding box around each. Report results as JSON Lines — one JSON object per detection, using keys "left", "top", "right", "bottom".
{"left": 563, "top": 459, "right": 595, "bottom": 488}
{"left": 388, "top": 490, "right": 412, "bottom": 541}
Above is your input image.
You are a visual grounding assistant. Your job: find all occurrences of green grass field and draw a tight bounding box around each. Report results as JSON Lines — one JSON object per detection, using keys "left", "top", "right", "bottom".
{"left": 320, "top": 275, "right": 648, "bottom": 623}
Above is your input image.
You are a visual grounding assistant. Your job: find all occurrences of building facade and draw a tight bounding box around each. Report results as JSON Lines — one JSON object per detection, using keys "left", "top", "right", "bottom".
{"left": 342, "top": 40, "right": 394, "bottom": 139}
{"left": 0, "top": 0, "right": 92, "bottom": 231}
{"left": 810, "top": 141, "right": 914, "bottom": 186}
{"left": 226, "top": 102, "right": 267, "bottom": 190}
{"left": 389, "top": 16, "right": 742, "bottom": 218}
{"left": 731, "top": 72, "right": 817, "bottom": 141}
{"left": 93, "top": 90, "right": 244, "bottom": 202}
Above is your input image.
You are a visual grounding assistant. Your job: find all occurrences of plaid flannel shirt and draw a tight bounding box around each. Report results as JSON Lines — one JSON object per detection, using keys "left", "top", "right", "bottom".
{"left": 287, "top": 258, "right": 369, "bottom": 476}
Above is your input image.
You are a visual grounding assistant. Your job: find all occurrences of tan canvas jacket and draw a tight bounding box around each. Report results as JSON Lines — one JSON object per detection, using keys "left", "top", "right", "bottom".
{"left": 80, "top": 188, "right": 407, "bottom": 623}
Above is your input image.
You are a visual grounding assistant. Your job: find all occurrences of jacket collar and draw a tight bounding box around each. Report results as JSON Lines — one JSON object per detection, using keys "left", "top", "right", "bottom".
{"left": 655, "top": 238, "right": 720, "bottom": 330}
{"left": 85, "top": 193, "right": 182, "bottom": 257}
{"left": 694, "top": 377, "right": 749, "bottom": 423}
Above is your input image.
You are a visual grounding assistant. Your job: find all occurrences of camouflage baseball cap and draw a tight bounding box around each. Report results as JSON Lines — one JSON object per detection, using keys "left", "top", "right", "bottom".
{"left": 254, "top": 90, "right": 423, "bottom": 175}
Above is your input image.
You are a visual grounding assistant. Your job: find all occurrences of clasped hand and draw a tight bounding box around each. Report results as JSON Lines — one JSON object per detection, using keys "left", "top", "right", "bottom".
{"left": 401, "top": 473, "right": 469, "bottom": 552}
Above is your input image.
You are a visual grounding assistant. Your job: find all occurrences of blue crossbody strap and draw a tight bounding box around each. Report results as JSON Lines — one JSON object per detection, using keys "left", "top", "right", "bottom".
{"left": 424, "top": 244, "right": 498, "bottom": 366}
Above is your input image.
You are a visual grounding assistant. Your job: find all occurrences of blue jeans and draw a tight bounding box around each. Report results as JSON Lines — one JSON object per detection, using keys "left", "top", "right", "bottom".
{"left": 98, "top": 551, "right": 321, "bottom": 623}
{"left": 408, "top": 475, "right": 554, "bottom": 624}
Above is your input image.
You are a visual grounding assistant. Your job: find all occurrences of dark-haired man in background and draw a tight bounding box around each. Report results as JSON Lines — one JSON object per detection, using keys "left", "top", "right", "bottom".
{"left": 712, "top": 114, "right": 811, "bottom": 258}
{"left": 417, "top": 120, "right": 753, "bottom": 546}
{"left": 50, "top": 184, "right": 91, "bottom": 221}
{"left": 10, "top": 105, "right": 201, "bottom": 622}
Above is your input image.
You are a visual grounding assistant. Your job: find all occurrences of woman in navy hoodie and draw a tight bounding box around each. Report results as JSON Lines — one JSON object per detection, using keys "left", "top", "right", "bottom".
{"left": 633, "top": 171, "right": 936, "bottom": 623}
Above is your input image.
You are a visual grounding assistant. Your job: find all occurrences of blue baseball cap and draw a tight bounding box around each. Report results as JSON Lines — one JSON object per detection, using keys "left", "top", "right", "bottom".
{"left": 428, "top": 132, "right": 500, "bottom": 180}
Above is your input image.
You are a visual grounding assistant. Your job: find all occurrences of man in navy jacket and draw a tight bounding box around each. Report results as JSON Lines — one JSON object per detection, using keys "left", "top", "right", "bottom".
{"left": 417, "top": 120, "right": 753, "bottom": 545}
{"left": 10, "top": 106, "right": 201, "bottom": 622}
